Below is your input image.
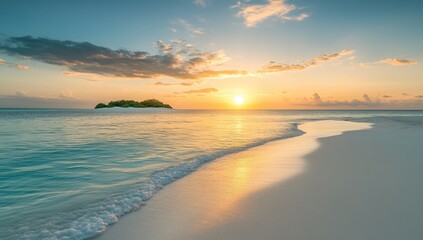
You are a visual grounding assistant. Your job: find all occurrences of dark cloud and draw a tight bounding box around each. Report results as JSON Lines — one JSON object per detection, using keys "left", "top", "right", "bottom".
{"left": 382, "top": 95, "right": 392, "bottom": 98}
{"left": 0, "top": 36, "right": 242, "bottom": 80}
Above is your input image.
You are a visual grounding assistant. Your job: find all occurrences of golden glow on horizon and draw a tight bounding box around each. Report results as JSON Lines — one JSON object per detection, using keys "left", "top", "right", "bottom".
{"left": 234, "top": 95, "right": 245, "bottom": 105}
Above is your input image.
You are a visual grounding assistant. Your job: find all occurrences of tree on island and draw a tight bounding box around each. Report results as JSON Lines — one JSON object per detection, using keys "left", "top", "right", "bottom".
{"left": 95, "top": 99, "right": 172, "bottom": 109}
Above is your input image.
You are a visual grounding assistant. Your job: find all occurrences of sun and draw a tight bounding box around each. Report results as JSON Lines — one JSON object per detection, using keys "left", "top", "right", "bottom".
{"left": 234, "top": 95, "right": 245, "bottom": 105}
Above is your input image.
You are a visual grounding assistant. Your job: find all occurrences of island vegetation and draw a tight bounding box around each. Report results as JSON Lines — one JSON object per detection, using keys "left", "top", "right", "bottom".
{"left": 95, "top": 99, "right": 172, "bottom": 109}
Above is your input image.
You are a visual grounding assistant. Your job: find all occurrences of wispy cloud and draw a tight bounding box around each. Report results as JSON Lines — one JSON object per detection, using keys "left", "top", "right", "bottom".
{"left": 58, "top": 90, "right": 74, "bottom": 99}
{"left": 15, "top": 64, "right": 32, "bottom": 70}
{"left": 230, "top": 1, "right": 242, "bottom": 9}
{"left": 174, "top": 88, "right": 218, "bottom": 94}
{"left": 237, "top": 0, "right": 309, "bottom": 27}
{"left": 0, "top": 57, "right": 32, "bottom": 70}
{"left": 154, "top": 81, "right": 199, "bottom": 86}
{"left": 0, "top": 36, "right": 246, "bottom": 80}
{"left": 193, "top": 0, "right": 211, "bottom": 7}
{"left": 378, "top": 58, "right": 416, "bottom": 66}
{"left": 260, "top": 50, "right": 354, "bottom": 73}
{"left": 361, "top": 58, "right": 417, "bottom": 67}
{"left": 171, "top": 19, "right": 204, "bottom": 36}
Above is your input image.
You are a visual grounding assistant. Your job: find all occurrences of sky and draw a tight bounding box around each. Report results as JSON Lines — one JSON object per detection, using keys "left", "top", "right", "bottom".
{"left": 0, "top": 0, "right": 422, "bottom": 109}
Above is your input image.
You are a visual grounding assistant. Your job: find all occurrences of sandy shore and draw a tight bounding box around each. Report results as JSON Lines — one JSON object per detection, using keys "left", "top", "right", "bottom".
{"left": 97, "top": 119, "right": 423, "bottom": 240}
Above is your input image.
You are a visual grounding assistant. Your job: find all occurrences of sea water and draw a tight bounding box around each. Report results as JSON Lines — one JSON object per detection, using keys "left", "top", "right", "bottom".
{"left": 0, "top": 109, "right": 421, "bottom": 239}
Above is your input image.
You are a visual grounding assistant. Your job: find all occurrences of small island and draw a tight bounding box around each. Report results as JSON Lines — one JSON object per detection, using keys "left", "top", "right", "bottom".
{"left": 95, "top": 99, "right": 172, "bottom": 109}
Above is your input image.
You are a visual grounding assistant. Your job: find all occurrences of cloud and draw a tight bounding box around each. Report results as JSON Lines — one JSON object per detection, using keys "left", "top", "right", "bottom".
{"left": 363, "top": 93, "right": 371, "bottom": 103}
{"left": 186, "top": 50, "right": 230, "bottom": 67}
{"left": 174, "top": 88, "right": 218, "bottom": 94}
{"left": 0, "top": 57, "right": 32, "bottom": 70}
{"left": 237, "top": 0, "right": 309, "bottom": 27}
{"left": 156, "top": 40, "right": 173, "bottom": 54}
{"left": 63, "top": 71, "right": 122, "bottom": 81}
{"left": 308, "top": 50, "right": 355, "bottom": 64}
{"left": 378, "top": 58, "right": 416, "bottom": 66}
{"left": 312, "top": 92, "right": 322, "bottom": 103}
{"left": 230, "top": 1, "right": 242, "bottom": 9}
{"left": 300, "top": 93, "right": 423, "bottom": 109}
{"left": 0, "top": 36, "right": 248, "bottom": 80}
{"left": 280, "top": 13, "right": 310, "bottom": 21}
{"left": 58, "top": 90, "right": 74, "bottom": 99}
{"left": 15, "top": 91, "right": 27, "bottom": 97}
{"left": 15, "top": 64, "right": 32, "bottom": 70}
{"left": 362, "top": 58, "right": 417, "bottom": 67}
{"left": 0, "top": 91, "right": 86, "bottom": 108}
{"left": 260, "top": 50, "right": 354, "bottom": 73}
{"left": 193, "top": 0, "right": 211, "bottom": 7}
{"left": 0, "top": 36, "right": 356, "bottom": 80}
{"left": 171, "top": 19, "right": 204, "bottom": 36}
{"left": 382, "top": 95, "right": 392, "bottom": 98}
{"left": 415, "top": 95, "right": 423, "bottom": 98}
{"left": 154, "top": 81, "right": 198, "bottom": 86}
{"left": 195, "top": 69, "right": 250, "bottom": 78}
{"left": 307, "top": 93, "right": 382, "bottom": 107}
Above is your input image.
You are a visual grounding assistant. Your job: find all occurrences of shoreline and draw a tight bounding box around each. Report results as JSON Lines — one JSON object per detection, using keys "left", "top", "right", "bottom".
{"left": 193, "top": 118, "right": 423, "bottom": 240}
{"left": 97, "top": 120, "right": 382, "bottom": 240}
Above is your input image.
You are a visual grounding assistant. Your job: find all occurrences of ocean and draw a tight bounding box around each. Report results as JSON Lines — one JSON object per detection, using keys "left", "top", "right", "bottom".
{"left": 0, "top": 109, "right": 422, "bottom": 239}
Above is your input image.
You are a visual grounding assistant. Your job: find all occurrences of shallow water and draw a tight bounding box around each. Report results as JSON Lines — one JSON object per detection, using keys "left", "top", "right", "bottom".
{"left": 0, "top": 109, "right": 421, "bottom": 239}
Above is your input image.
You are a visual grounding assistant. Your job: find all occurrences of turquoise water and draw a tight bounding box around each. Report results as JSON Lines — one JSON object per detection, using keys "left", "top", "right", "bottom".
{"left": 0, "top": 109, "right": 422, "bottom": 239}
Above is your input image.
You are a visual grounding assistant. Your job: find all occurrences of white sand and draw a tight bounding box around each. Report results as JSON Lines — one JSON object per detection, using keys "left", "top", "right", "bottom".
{"left": 98, "top": 120, "right": 423, "bottom": 240}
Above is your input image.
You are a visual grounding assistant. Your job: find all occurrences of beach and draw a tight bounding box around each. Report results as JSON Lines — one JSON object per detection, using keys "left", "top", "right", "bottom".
{"left": 97, "top": 118, "right": 423, "bottom": 240}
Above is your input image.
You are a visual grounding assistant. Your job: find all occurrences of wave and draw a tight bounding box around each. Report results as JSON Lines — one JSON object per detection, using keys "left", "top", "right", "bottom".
{"left": 7, "top": 123, "right": 304, "bottom": 240}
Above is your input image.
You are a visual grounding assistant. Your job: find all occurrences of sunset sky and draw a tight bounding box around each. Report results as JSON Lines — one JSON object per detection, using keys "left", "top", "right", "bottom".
{"left": 0, "top": 0, "right": 422, "bottom": 109}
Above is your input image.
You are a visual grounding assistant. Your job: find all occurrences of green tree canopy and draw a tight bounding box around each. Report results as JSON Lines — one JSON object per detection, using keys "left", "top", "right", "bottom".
{"left": 94, "top": 99, "right": 172, "bottom": 109}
